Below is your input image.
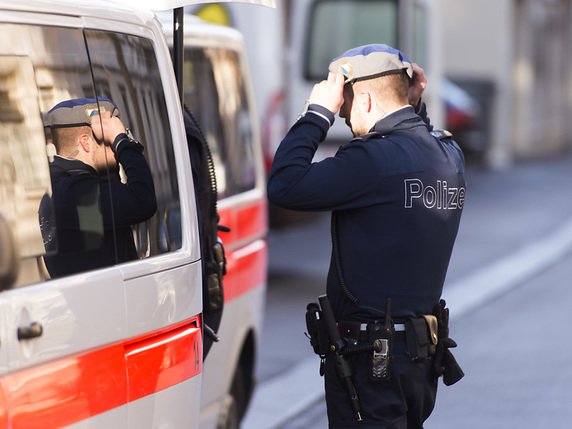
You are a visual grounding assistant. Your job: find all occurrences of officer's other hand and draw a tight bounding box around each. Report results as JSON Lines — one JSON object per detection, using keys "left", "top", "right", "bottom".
{"left": 308, "top": 72, "right": 345, "bottom": 115}
{"left": 90, "top": 111, "right": 127, "bottom": 146}
{"left": 408, "top": 63, "right": 427, "bottom": 107}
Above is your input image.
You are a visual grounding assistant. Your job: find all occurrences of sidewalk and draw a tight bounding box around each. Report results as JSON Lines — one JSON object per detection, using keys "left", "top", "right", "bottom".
{"left": 243, "top": 153, "right": 572, "bottom": 429}
{"left": 445, "top": 154, "right": 572, "bottom": 284}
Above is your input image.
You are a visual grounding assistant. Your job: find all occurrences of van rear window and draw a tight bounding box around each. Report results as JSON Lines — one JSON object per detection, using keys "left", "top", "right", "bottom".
{"left": 183, "top": 47, "right": 256, "bottom": 199}
{"left": 304, "top": 0, "right": 398, "bottom": 80}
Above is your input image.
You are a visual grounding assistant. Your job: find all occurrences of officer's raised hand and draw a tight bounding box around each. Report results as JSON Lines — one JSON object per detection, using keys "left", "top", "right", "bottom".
{"left": 90, "top": 110, "right": 127, "bottom": 147}
{"left": 408, "top": 63, "right": 427, "bottom": 107}
{"left": 309, "top": 72, "right": 345, "bottom": 115}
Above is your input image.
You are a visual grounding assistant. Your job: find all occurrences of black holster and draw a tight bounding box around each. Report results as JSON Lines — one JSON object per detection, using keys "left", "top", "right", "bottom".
{"left": 432, "top": 299, "right": 464, "bottom": 386}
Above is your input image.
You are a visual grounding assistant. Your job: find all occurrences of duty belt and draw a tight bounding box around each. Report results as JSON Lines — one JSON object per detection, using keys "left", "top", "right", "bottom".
{"left": 304, "top": 297, "right": 464, "bottom": 426}
{"left": 338, "top": 320, "right": 406, "bottom": 341}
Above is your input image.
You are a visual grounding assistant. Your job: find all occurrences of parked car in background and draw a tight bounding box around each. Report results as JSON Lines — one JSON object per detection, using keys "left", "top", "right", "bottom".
{"left": 442, "top": 78, "right": 487, "bottom": 159}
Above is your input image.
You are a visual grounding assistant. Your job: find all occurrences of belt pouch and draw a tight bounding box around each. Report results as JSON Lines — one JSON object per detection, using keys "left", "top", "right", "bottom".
{"left": 405, "top": 317, "right": 431, "bottom": 361}
{"left": 305, "top": 302, "right": 330, "bottom": 356}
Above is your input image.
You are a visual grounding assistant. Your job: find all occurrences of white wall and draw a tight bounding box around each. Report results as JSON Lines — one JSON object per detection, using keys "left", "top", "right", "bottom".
{"left": 512, "top": 0, "right": 572, "bottom": 157}
{"left": 441, "top": 0, "right": 514, "bottom": 168}
{"left": 441, "top": 0, "right": 572, "bottom": 166}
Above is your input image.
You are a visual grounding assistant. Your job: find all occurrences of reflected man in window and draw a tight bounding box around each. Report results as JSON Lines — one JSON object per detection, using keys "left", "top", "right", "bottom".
{"left": 42, "top": 98, "right": 157, "bottom": 278}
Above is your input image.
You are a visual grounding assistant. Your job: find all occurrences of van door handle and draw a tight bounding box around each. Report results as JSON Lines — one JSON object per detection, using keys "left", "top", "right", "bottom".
{"left": 17, "top": 322, "right": 43, "bottom": 341}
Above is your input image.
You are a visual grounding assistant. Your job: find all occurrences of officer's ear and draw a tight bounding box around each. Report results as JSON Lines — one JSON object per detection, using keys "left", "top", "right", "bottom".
{"left": 356, "top": 91, "right": 372, "bottom": 114}
{"left": 78, "top": 132, "right": 91, "bottom": 153}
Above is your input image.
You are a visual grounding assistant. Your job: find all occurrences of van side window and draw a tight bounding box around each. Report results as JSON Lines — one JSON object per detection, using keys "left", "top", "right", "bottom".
{"left": 84, "top": 30, "right": 183, "bottom": 255}
{"left": 0, "top": 24, "right": 183, "bottom": 289}
{"left": 0, "top": 24, "right": 108, "bottom": 286}
{"left": 184, "top": 47, "right": 256, "bottom": 200}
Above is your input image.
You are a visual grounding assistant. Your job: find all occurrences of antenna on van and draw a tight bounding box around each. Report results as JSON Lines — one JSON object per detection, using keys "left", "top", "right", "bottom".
{"left": 173, "top": 7, "right": 184, "bottom": 105}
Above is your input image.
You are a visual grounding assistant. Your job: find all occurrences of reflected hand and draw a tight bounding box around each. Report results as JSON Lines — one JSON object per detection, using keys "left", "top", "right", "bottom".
{"left": 90, "top": 111, "right": 127, "bottom": 146}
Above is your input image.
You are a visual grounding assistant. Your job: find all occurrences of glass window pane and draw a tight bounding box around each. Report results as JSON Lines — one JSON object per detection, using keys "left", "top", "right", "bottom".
{"left": 183, "top": 47, "right": 227, "bottom": 197}
{"left": 0, "top": 56, "right": 52, "bottom": 284}
{"left": 184, "top": 47, "right": 255, "bottom": 199}
{"left": 0, "top": 24, "right": 112, "bottom": 285}
{"left": 305, "top": 0, "right": 398, "bottom": 80}
{"left": 412, "top": 5, "right": 428, "bottom": 70}
{"left": 209, "top": 49, "right": 256, "bottom": 197}
{"left": 84, "top": 30, "right": 182, "bottom": 255}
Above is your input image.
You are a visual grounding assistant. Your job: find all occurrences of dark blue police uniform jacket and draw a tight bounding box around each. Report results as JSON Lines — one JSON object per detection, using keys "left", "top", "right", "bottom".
{"left": 43, "top": 141, "right": 157, "bottom": 278}
{"left": 267, "top": 104, "right": 466, "bottom": 322}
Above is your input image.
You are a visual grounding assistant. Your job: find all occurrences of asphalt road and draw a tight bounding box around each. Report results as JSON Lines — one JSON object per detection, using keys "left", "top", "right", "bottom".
{"left": 278, "top": 249, "right": 572, "bottom": 429}
{"left": 243, "top": 153, "right": 572, "bottom": 429}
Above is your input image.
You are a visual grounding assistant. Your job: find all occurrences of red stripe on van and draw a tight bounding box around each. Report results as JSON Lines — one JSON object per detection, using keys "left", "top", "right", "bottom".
{"left": 1, "top": 316, "right": 201, "bottom": 429}
{"left": 219, "top": 199, "right": 268, "bottom": 249}
{"left": 235, "top": 200, "right": 267, "bottom": 241}
{"left": 5, "top": 343, "right": 127, "bottom": 428}
{"left": 125, "top": 319, "right": 202, "bottom": 402}
{"left": 0, "top": 382, "right": 8, "bottom": 427}
{"left": 224, "top": 239, "right": 267, "bottom": 302}
{"left": 219, "top": 199, "right": 268, "bottom": 302}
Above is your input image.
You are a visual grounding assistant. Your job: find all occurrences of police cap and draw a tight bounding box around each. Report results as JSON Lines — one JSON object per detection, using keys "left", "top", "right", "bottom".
{"left": 328, "top": 44, "right": 413, "bottom": 84}
{"left": 45, "top": 97, "right": 119, "bottom": 128}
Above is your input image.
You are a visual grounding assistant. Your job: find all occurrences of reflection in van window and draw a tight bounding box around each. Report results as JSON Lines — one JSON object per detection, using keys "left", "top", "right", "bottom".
{"left": 85, "top": 30, "right": 183, "bottom": 255}
{"left": 305, "top": 0, "right": 398, "bottom": 80}
{"left": 184, "top": 47, "right": 256, "bottom": 199}
{"left": 41, "top": 97, "right": 157, "bottom": 278}
{"left": 0, "top": 24, "right": 102, "bottom": 287}
{"left": 0, "top": 24, "right": 183, "bottom": 289}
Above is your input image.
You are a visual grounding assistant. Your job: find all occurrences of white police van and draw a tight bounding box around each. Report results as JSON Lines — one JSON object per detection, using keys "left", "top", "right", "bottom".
{"left": 161, "top": 13, "right": 270, "bottom": 429}
{"left": 0, "top": 1, "right": 269, "bottom": 428}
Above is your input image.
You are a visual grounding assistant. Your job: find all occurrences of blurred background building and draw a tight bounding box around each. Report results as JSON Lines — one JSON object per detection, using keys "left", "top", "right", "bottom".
{"left": 188, "top": 0, "right": 572, "bottom": 170}
{"left": 442, "top": 0, "right": 572, "bottom": 167}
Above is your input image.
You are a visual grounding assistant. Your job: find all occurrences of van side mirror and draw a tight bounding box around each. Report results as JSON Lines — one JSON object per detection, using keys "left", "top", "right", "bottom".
{"left": 0, "top": 213, "right": 19, "bottom": 291}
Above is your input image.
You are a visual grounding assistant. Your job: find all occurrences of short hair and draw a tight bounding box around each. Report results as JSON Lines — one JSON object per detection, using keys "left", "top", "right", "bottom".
{"left": 51, "top": 126, "right": 91, "bottom": 153}
{"left": 354, "top": 71, "right": 410, "bottom": 105}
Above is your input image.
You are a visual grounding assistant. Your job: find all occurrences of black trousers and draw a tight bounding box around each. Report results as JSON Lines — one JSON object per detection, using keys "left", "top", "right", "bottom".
{"left": 324, "top": 340, "right": 438, "bottom": 429}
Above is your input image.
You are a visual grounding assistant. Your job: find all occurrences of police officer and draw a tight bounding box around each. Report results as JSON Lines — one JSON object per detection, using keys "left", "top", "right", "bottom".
{"left": 41, "top": 97, "right": 157, "bottom": 278}
{"left": 267, "top": 44, "right": 465, "bottom": 428}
